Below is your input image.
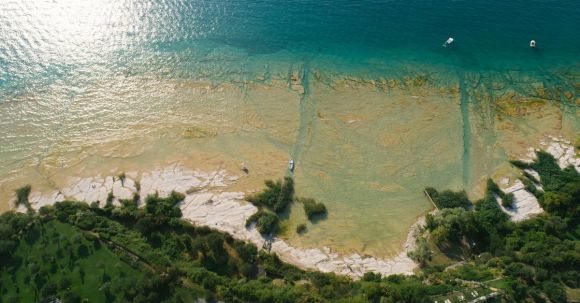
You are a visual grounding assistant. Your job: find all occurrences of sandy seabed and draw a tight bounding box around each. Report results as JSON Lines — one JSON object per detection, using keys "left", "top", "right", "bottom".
{"left": 1, "top": 72, "right": 578, "bottom": 272}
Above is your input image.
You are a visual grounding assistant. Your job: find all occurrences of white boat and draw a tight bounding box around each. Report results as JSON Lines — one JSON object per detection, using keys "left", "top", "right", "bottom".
{"left": 443, "top": 37, "right": 454, "bottom": 47}
{"left": 288, "top": 159, "right": 294, "bottom": 171}
{"left": 530, "top": 40, "right": 536, "bottom": 48}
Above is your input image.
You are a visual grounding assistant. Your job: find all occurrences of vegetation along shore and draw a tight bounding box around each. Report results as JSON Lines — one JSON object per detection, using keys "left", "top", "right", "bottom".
{"left": 1, "top": 136, "right": 578, "bottom": 302}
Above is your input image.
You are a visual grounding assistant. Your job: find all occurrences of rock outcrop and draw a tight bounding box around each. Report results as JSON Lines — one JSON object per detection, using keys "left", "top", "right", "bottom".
{"left": 497, "top": 180, "right": 543, "bottom": 222}
{"left": 19, "top": 165, "right": 419, "bottom": 279}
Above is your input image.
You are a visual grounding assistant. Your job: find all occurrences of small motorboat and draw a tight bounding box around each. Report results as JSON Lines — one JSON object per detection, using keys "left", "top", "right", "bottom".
{"left": 288, "top": 159, "right": 294, "bottom": 171}
{"left": 530, "top": 40, "right": 536, "bottom": 48}
{"left": 443, "top": 37, "right": 454, "bottom": 47}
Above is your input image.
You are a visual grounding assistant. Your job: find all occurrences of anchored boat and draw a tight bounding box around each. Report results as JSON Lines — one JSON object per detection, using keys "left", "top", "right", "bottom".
{"left": 443, "top": 37, "right": 454, "bottom": 47}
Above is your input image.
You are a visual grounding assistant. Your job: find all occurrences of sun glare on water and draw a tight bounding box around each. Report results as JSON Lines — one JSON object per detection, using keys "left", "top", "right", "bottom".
{"left": 1, "top": 0, "right": 145, "bottom": 70}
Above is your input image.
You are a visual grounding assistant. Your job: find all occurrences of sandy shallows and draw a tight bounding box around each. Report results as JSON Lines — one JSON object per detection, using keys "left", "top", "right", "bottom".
{"left": 1, "top": 74, "right": 578, "bottom": 259}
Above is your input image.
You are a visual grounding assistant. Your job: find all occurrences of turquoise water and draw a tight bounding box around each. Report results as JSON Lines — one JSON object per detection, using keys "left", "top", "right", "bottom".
{"left": 1, "top": 0, "right": 579, "bottom": 95}
{"left": 0, "top": 0, "right": 578, "bottom": 256}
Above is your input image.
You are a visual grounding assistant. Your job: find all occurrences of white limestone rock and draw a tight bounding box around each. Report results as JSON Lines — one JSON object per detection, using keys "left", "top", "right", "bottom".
{"left": 28, "top": 191, "right": 65, "bottom": 211}
{"left": 19, "top": 165, "right": 420, "bottom": 279}
{"left": 179, "top": 187, "right": 421, "bottom": 278}
{"left": 545, "top": 136, "right": 580, "bottom": 173}
{"left": 523, "top": 169, "right": 540, "bottom": 182}
{"left": 498, "top": 180, "right": 543, "bottom": 222}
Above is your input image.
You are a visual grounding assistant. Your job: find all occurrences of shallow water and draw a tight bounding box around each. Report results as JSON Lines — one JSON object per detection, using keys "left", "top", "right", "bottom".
{"left": 0, "top": 0, "right": 579, "bottom": 257}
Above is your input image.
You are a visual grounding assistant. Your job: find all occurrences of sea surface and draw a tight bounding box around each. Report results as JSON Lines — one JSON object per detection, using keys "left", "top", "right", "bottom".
{"left": 1, "top": 0, "right": 578, "bottom": 257}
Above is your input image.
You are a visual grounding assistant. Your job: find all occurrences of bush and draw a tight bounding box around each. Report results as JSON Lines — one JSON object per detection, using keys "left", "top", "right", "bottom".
{"left": 486, "top": 179, "right": 501, "bottom": 195}
{"left": 424, "top": 187, "right": 470, "bottom": 209}
{"left": 501, "top": 193, "right": 515, "bottom": 208}
{"left": 513, "top": 151, "right": 580, "bottom": 219}
{"left": 117, "top": 172, "right": 126, "bottom": 186}
{"left": 521, "top": 177, "right": 541, "bottom": 197}
{"left": 407, "top": 238, "right": 431, "bottom": 267}
{"left": 296, "top": 224, "right": 307, "bottom": 234}
{"left": 256, "top": 212, "right": 278, "bottom": 235}
{"left": 106, "top": 192, "right": 114, "bottom": 209}
{"left": 247, "top": 177, "right": 294, "bottom": 214}
{"left": 246, "top": 211, "right": 279, "bottom": 235}
{"left": 15, "top": 185, "right": 31, "bottom": 208}
{"left": 485, "top": 179, "right": 515, "bottom": 208}
{"left": 301, "top": 198, "right": 327, "bottom": 220}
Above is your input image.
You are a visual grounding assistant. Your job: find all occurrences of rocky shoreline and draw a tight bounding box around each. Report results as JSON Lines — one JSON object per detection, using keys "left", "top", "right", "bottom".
{"left": 17, "top": 165, "right": 420, "bottom": 279}
{"left": 12, "top": 135, "right": 578, "bottom": 278}
{"left": 496, "top": 135, "right": 579, "bottom": 222}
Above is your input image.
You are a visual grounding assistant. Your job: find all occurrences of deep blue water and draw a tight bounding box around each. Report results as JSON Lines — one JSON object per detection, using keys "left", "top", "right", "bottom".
{"left": 0, "top": 0, "right": 579, "bottom": 97}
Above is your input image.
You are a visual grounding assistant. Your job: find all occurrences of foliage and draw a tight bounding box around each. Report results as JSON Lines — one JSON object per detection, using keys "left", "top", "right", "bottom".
{"left": 514, "top": 151, "right": 580, "bottom": 219}
{"left": 296, "top": 224, "right": 307, "bottom": 234}
{"left": 502, "top": 193, "right": 515, "bottom": 208}
{"left": 425, "top": 187, "right": 470, "bottom": 209}
{"left": 423, "top": 153, "right": 580, "bottom": 302}
{"left": 407, "top": 238, "right": 431, "bottom": 267}
{"left": 247, "top": 177, "right": 294, "bottom": 214}
{"left": 0, "top": 219, "right": 143, "bottom": 302}
{"left": 486, "top": 179, "right": 514, "bottom": 208}
{"left": 301, "top": 198, "right": 327, "bottom": 220}
{"left": 246, "top": 210, "right": 279, "bottom": 235}
{"left": 0, "top": 151, "right": 577, "bottom": 302}
{"left": 117, "top": 172, "right": 126, "bottom": 186}
{"left": 451, "top": 264, "right": 495, "bottom": 282}
{"left": 1, "top": 197, "right": 460, "bottom": 303}
{"left": 14, "top": 185, "right": 32, "bottom": 209}
{"left": 0, "top": 211, "right": 32, "bottom": 263}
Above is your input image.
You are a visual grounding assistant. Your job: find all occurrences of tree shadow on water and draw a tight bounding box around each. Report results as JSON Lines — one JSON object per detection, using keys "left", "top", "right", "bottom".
{"left": 309, "top": 212, "right": 328, "bottom": 224}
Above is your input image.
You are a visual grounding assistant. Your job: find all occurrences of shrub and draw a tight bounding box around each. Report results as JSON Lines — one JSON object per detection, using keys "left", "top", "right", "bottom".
{"left": 256, "top": 212, "right": 279, "bottom": 235}
{"left": 15, "top": 185, "right": 31, "bottom": 208}
{"left": 424, "top": 187, "right": 470, "bottom": 209}
{"left": 169, "top": 191, "right": 186, "bottom": 203}
{"left": 247, "top": 177, "right": 294, "bottom": 214}
{"left": 502, "top": 193, "right": 515, "bottom": 208}
{"left": 301, "top": 198, "right": 327, "bottom": 220}
{"left": 407, "top": 238, "right": 431, "bottom": 267}
{"left": 512, "top": 151, "right": 580, "bottom": 219}
{"left": 521, "top": 177, "right": 541, "bottom": 197}
{"left": 486, "top": 179, "right": 501, "bottom": 195}
{"left": 246, "top": 211, "right": 279, "bottom": 235}
{"left": 296, "top": 224, "right": 307, "bottom": 234}
{"left": 486, "top": 179, "right": 515, "bottom": 208}
{"left": 106, "top": 192, "right": 115, "bottom": 209}
{"left": 118, "top": 172, "right": 126, "bottom": 186}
